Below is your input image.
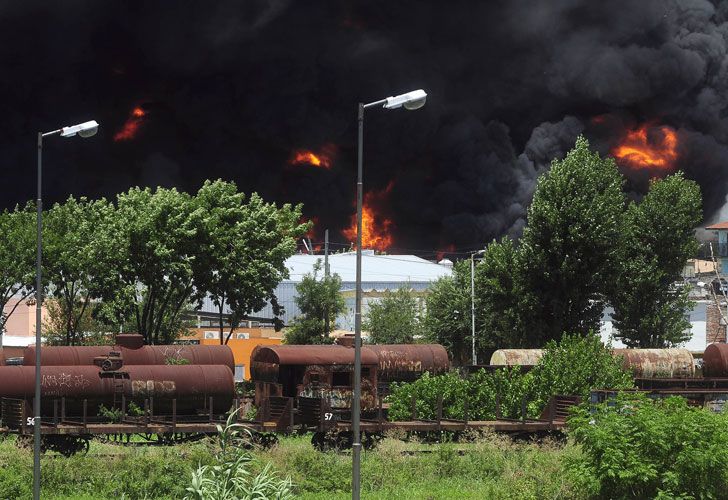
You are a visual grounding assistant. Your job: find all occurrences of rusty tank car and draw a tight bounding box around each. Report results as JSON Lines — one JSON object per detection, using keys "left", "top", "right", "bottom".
{"left": 250, "top": 344, "right": 380, "bottom": 410}
{"left": 490, "top": 349, "right": 544, "bottom": 367}
{"left": 613, "top": 348, "right": 695, "bottom": 378}
{"left": 0, "top": 363, "right": 234, "bottom": 417}
{"left": 22, "top": 334, "right": 235, "bottom": 372}
{"left": 367, "top": 344, "right": 449, "bottom": 384}
{"left": 702, "top": 343, "right": 728, "bottom": 377}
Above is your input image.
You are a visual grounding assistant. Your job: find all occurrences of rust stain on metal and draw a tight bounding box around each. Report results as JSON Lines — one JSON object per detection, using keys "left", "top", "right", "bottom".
{"left": 490, "top": 349, "right": 544, "bottom": 366}
{"left": 613, "top": 348, "right": 694, "bottom": 378}
{"left": 703, "top": 343, "right": 728, "bottom": 377}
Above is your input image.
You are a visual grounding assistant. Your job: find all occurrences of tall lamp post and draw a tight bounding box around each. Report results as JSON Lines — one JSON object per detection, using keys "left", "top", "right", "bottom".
{"left": 471, "top": 249, "right": 486, "bottom": 366}
{"left": 34, "top": 120, "right": 99, "bottom": 500}
{"left": 353, "top": 89, "right": 426, "bottom": 500}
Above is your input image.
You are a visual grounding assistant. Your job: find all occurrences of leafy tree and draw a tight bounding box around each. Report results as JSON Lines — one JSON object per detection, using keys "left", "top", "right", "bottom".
{"left": 609, "top": 172, "right": 702, "bottom": 347}
{"left": 423, "top": 261, "right": 473, "bottom": 365}
{"left": 518, "top": 136, "right": 625, "bottom": 345}
{"left": 283, "top": 261, "right": 344, "bottom": 345}
{"left": 474, "top": 237, "right": 525, "bottom": 348}
{"left": 42, "top": 299, "right": 109, "bottom": 346}
{"left": 365, "top": 287, "right": 424, "bottom": 344}
{"left": 43, "top": 196, "right": 116, "bottom": 345}
{"left": 193, "top": 180, "right": 308, "bottom": 344}
{"left": 0, "top": 205, "right": 35, "bottom": 338}
{"left": 98, "top": 187, "right": 201, "bottom": 344}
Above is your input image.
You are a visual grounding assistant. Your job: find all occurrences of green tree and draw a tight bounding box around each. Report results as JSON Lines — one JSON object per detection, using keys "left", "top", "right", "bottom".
{"left": 423, "top": 261, "right": 472, "bottom": 365}
{"left": 609, "top": 172, "right": 702, "bottom": 347}
{"left": 0, "top": 205, "right": 35, "bottom": 339}
{"left": 283, "top": 261, "right": 344, "bottom": 345}
{"left": 42, "top": 299, "right": 109, "bottom": 346}
{"left": 43, "top": 196, "right": 116, "bottom": 345}
{"left": 98, "top": 187, "right": 200, "bottom": 344}
{"left": 518, "top": 136, "right": 625, "bottom": 345}
{"left": 193, "top": 180, "right": 308, "bottom": 344}
{"left": 474, "top": 237, "right": 525, "bottom": 348}
{"left": 365, "top": 287, "right": 424, "bottom": 344}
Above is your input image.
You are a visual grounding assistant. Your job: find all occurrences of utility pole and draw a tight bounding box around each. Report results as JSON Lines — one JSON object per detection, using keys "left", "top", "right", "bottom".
{"left": 324, "top": 229, "right": 330, "bottom": 335}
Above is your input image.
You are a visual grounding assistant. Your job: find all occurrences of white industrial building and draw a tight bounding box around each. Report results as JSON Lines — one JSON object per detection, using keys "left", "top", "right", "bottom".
{"left": 196, "top": 251, "right": 453, "bottom": 329}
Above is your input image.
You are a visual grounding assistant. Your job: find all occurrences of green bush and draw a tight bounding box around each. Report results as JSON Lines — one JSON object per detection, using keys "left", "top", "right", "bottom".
{"left": 528, "top": 333, "right": 634, "bottom": 412}
{"left": 387, "top": 333, "right": 633, "bottom": 421}
{"left": 387, "top": 367, "right": 529, "bottom": 421}
{"left": 568, "top": 393, "right": 728, "bottom": 498}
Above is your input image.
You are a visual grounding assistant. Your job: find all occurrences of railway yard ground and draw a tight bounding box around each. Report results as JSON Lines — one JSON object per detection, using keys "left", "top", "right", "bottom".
{"left": 0, "top": 431, "right": 586, "bottom": 499}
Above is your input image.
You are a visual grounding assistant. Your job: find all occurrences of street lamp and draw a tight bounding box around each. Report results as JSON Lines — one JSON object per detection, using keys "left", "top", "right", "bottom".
{"left": 471, "top": 249, "right": 486, "bottom": 366}
{"left": 353, "top": 90, "right": 426, "bottom": 500}
{"left": 34, "top": 119, "right": 99, "bottom": 500}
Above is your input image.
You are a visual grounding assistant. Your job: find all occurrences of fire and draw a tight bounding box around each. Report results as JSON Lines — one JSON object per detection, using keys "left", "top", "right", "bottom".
{"left": 289, "top": 144, "right": 335, "bottom": 169}
{"left": 342, "top": 183, "right": 394, "bottom": 252}
{"left": 114, "top": 106, "right": 147, "bottom": 142}
{"left": 613, "top": 125, "right": 678, "bottom": 170}
{"left": 436, "top": 244, "right": 456, "bottom": 260}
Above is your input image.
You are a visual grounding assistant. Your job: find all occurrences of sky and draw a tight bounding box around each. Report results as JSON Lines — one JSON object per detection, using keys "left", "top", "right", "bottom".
{"left": 2, "top": 1, "right": 728, "bottom": 257}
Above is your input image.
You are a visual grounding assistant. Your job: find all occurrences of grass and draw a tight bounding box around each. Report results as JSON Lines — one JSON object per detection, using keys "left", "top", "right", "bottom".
{"left": 0, "top": 431, "right": 588, "bottom": 499}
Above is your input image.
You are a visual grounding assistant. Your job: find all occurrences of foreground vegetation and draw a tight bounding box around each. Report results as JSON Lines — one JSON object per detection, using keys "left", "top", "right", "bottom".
{"left": 3, "top": 391, "right": 728, "bottom": 499}
{"left": 0, "top": 433, "right": 584, "bottom": 499}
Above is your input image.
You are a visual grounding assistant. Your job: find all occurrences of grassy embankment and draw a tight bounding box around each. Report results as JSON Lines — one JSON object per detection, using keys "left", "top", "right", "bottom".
{"left": 0, "top": 432, "right": 588, "bottom": 499}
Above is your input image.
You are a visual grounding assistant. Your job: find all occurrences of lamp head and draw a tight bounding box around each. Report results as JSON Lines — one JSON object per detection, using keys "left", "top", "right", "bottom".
{"left": 383, "top": 89, "right": 427, "bottom": 110}
{"left": 61, "top": 120, "right": 99, "bottom": 138}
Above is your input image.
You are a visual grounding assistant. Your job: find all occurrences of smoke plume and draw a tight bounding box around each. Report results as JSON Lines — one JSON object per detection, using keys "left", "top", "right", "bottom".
{"left": 2, "top": 1, "right": 728, "bottom": 255}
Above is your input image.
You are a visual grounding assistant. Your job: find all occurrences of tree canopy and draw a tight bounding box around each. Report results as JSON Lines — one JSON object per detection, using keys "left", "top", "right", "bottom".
{"left": 425, "top": 136, "right": 703, "bottom": 361}
{"left": 365, "top": 287, "right": 424, "bottom": 344}
{"left": 283, "top": 260, "right": 345, "bottom": 345}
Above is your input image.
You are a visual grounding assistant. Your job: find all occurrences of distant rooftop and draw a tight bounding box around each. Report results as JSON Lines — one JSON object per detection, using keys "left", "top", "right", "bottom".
{"left": 706, "top": 221, "right": 728, "bottom": 230}
{"left": 285, "top": 251, "right": 453, "bottom": 283}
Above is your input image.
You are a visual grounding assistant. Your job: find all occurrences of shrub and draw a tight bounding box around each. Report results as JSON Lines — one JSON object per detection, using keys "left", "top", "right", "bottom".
{"left": 184, "top": 411, "right": 293, "bottom": 500}
{"left": 388, "top": 334, "right": 634, "bottom": 421}
{"left": 568, "top": 393, "right": 728, "bottom": 498}
{"left": 528, "top": 333, "right": 634, "bottom": 412}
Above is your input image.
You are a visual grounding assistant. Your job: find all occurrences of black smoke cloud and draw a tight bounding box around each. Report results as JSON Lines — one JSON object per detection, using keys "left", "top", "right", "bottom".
{"left": 2, "top": 1, "right": 728, "bottom": 255}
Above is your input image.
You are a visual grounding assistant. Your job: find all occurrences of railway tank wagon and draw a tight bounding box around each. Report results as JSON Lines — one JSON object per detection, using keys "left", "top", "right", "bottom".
{"left": 22, "top": 334, "right": 235, "bottom": 372}
{"left": 368, "top": 344, "right": 449, "bottom": 385}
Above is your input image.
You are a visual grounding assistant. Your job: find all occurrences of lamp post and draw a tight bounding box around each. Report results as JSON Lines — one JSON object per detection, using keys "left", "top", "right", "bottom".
{"left": 34, "top": 120, "right": 99, "bottom": 500}
{"left": 471, "top": 249, "right": 486, "bottom": 366}
{"left": 353, "top": 89, "right": 426, "bottom": 500}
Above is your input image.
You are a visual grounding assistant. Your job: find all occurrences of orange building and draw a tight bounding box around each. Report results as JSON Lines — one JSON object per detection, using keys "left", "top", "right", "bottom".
{"left": 182, "top": 326, "right": 283, "bottom": 381}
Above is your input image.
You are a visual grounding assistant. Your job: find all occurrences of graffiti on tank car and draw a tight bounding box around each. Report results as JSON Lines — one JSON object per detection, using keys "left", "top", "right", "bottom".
{"left": 131, "top": 380, "right": 176, "bottom": 397}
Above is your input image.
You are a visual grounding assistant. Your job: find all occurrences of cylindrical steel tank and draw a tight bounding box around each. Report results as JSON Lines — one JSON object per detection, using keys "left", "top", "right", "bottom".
{"left": 0, "top": 364, "right": 234, "bottom": 416}
{"left": 23, "top": 343, "right": 234, "bottom": 372}
{"left": 367, "top": 344, "right": 449, "bottom": 383}
{"left": 490, "top": 349, "right": 544, "bottom": 366}
{"left": 702, "top": 343, "right": 728, "bottom": 377}
{"left": 613, "top": 348, "right": 695, "bottom": 378}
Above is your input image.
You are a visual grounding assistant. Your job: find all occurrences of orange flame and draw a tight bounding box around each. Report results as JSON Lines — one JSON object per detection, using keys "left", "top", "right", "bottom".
{"left": 342, "top": 183, "right": 394, "bottom": 252}
{"left": 613, "top": 125, "right": 678, "bottom": 170}
{"left": 289, "top": 144, "right": 335, "bottom": 169}
{"left": 114, "top": 106, "right": 147, "bottom": 142}
{"left": 436, "top": 244, "right": 456, "bottom": 260}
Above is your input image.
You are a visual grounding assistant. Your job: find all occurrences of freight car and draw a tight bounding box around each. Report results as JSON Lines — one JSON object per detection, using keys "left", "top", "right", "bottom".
{"left": 21, "top": 334, "right": 234, "bottom": 371}
{"left": 250, "top": 342, "right": 449, "bottom": 410}
{"left": 490, "top": 347, "right": 696, "bottom": 378}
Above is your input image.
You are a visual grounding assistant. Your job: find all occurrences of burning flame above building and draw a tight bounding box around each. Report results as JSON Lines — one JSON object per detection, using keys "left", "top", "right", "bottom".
{"left": 113, "top": 106, "right": 147, "bottom": 142}
{"left": 613, "top": 124, "right": 678, "bottom": 170}
{"left": 289, "top": 144, "right": 336, "bottom": 169}
{"left": 342, "top": 182, "right": 394, "bottom": 252}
